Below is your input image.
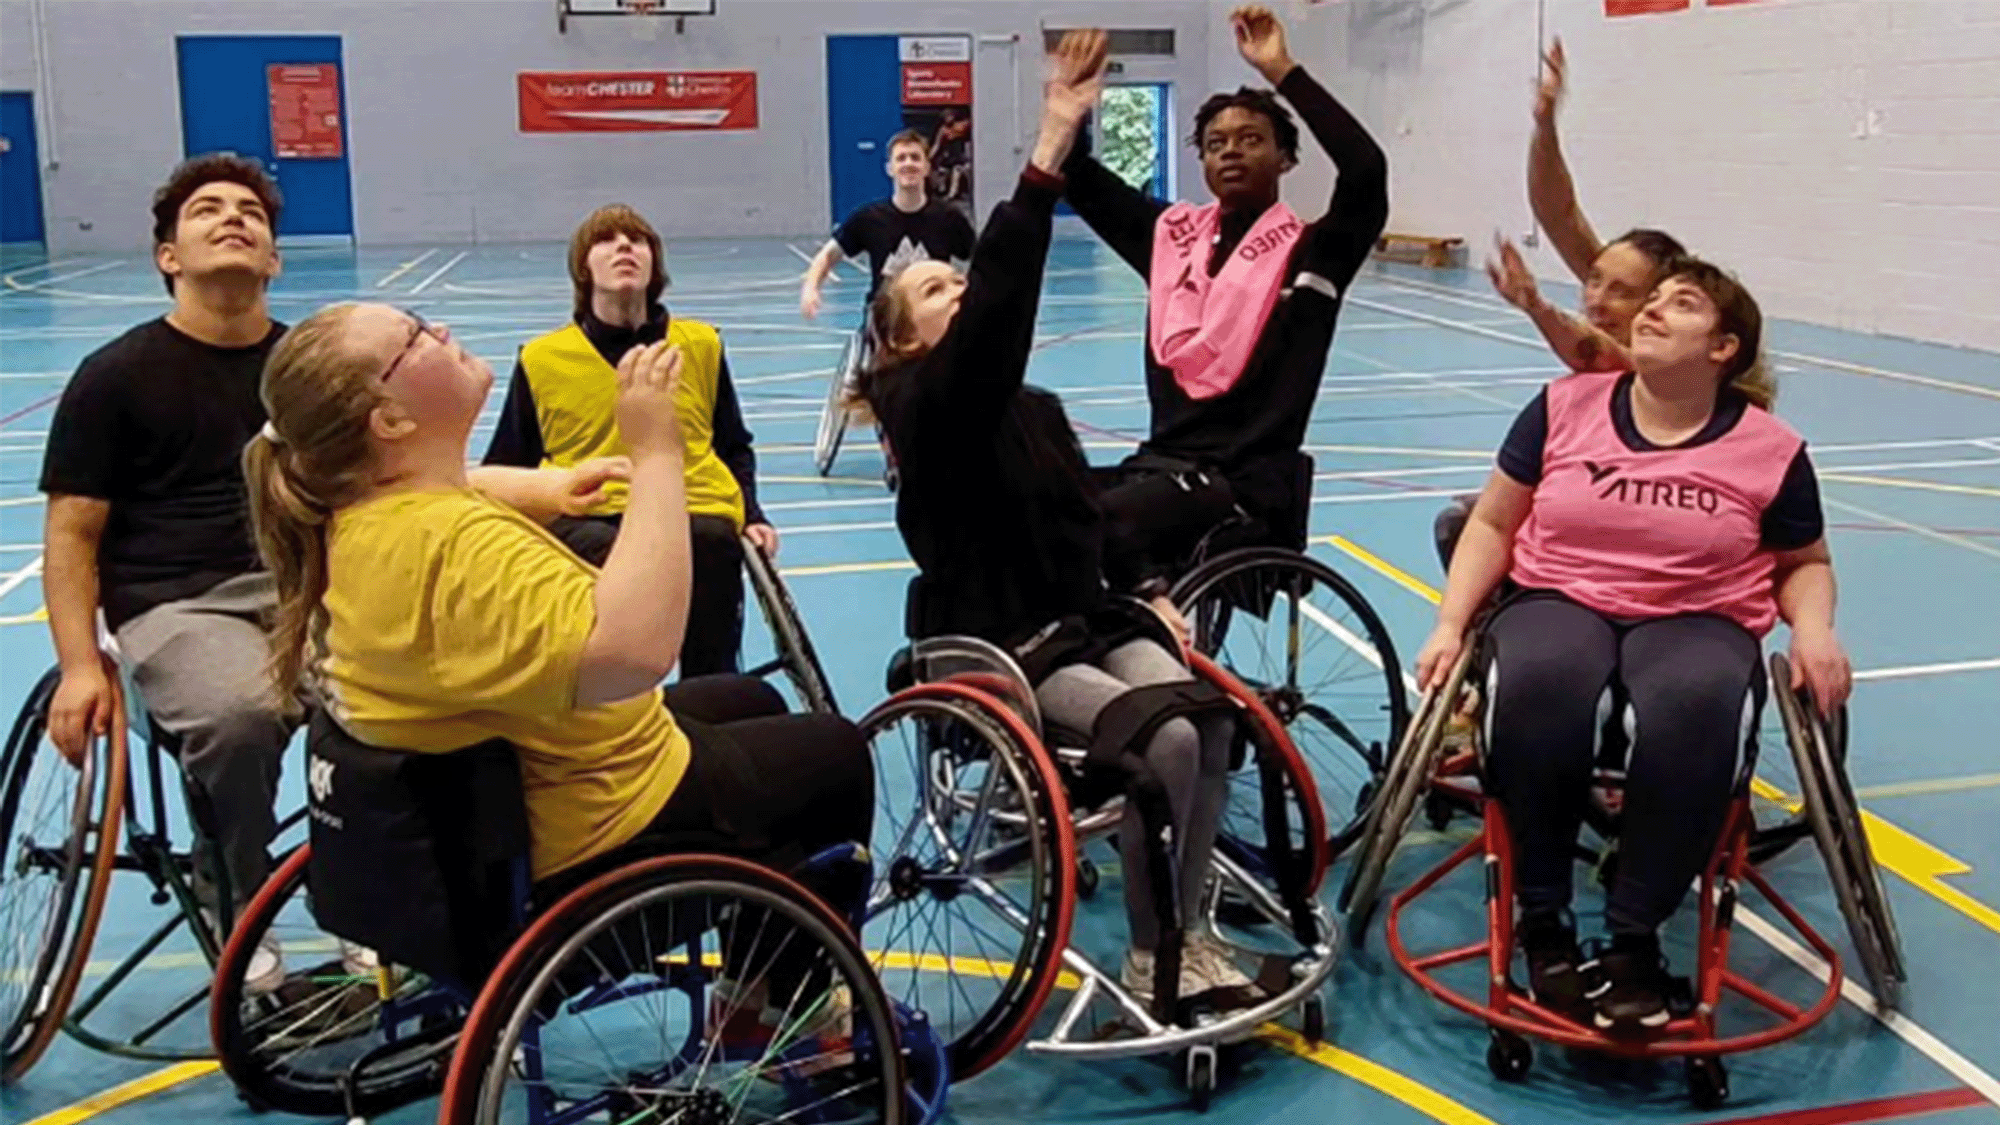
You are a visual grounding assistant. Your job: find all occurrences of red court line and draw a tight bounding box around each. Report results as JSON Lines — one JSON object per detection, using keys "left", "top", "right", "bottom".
{"left": 0, "top": 389, "right": 63, "bottom": 429}
{"left": 1707, "top": 1087, "right": 1988, "bottom": 1125}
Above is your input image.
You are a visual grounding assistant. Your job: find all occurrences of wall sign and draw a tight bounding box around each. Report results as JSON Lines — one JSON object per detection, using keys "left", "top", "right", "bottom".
{"left": 518, "top": 70, "right": 759, "bottom": 132}
{"left": 268, "top": 64, "right": 344, "bottom": 159}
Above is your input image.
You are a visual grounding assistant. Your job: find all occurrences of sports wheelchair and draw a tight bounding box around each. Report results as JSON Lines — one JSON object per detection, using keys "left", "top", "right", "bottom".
{"left": 0, "top": 650, "right": 304, "bottom": 1084}
{"left": 813, "top": 329, "right": 898, "bottom": 490}
{"left": 0, "top": 536, "right": 828, "bottom": 1089}
{"left": 852, "top": 594, "right": 1338, "bottom": 1111}
{"left": 1115, "top": 450, "right": 1412, "bottom": 862}
{"left": 208, "top": 711, "right": 949, "bottom": 1125}
{"left": 1338, "top": 510, "right": 1906, "bottom": 1109}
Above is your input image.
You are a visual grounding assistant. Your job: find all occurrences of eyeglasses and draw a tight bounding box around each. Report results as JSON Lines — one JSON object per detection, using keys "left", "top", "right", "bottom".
{"left": 379, "top": 308, "right": 446, "bottom": 382}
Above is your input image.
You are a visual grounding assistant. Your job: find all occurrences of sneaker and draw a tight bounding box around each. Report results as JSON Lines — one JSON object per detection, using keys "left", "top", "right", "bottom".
{"left": 1592, "top": 934, "right": 1673, "bottom": 1035}
{"left": 1121, "top": 936, "right": 1266, "bottom": 1011}
{"left": 723, "top": 984, "right": 854, "bottom": 1080}
{"left": 244, "top": 933, "right": 286, "bottom": 996}
{"left": 1517, "top": 912, "right": 1589, "bottom": 1022}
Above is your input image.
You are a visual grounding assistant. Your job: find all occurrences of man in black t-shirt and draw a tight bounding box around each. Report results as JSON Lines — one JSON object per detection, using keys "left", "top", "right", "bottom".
{"left": 799, "top": 128, "right": 977, "bottom": 318}
{"left": 39, "top": 155, "right": 297, "bottom": 927}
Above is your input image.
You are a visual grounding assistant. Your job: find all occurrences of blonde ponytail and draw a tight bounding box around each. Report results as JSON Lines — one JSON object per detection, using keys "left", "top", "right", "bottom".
{"left": 1731, "top": 357, "right": 1777, "bottom": 411}
{"left": 243, "top": 305, "right": 388, "bottom": 708}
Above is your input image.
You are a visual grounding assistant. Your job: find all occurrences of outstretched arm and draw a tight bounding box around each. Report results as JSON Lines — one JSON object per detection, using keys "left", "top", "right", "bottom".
{"left": 1235, "top": 6, "right": 1389, "bottom": 286}
{"left": 932, "top": 31, "right": 1108, "bottom": 426}
{"left": 1062, "top": 131, "right": 1165, "bottom": 276}
{"left": 1526, "top": 39, "right": 1604, "bottom": 283}
{"left": 1488, "top": 237, "right": 1630, "bottom": 372}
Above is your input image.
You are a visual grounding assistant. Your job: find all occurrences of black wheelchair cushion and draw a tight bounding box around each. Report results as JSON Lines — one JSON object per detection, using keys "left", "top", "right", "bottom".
{"left": 304, "top": 712, "right": 529, "bottom": 990}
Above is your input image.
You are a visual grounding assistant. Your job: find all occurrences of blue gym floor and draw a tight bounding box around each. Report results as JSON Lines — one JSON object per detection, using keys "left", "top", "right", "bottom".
{"left": 2, "top": 238, "right": 1997, "bottom": 1125}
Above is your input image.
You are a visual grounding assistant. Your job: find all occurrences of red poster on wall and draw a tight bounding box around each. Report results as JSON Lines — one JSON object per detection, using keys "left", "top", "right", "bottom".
{"left": 268, "top": 64, "right": 344, "bottom": 159}
{"left": 518, "top": 71, "right": 759, "bottom": 132}
{"left": 1605, "top": 0, "right": 1690, "bottom": 14}
{"left": 901, "top": 61, "right": 970, "bottom": 106}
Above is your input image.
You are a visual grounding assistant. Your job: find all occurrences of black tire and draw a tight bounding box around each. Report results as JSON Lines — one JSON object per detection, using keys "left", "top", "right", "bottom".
{"left": 1172, "top": 548, "right": 1410, "bottom": 861}
{"left": 742, "top": 536, "right": 839, "bottom": 714}
{"left": 1773, "top": 654, "right": 1907, "bottom": 1010}
{"left": 1687, "top": 1056, "right": 1729, "bottom": 1110}
{"left": 0, "top": 669, "right": 91, "bottom": 1083}
{"left": 858, "top": 691, "right": 1076, "bottom": 1081}
{"left": 442, "top": 855, "right": 906, "bottom": 1125}
{"left": 211, "top": 847, "right": 457, "bottom": 1118}
{"left": 1339, "top": 643, "right": 1470, "bottom": 941}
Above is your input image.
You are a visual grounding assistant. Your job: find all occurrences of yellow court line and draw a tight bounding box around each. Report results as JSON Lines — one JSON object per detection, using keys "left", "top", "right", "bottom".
{"left": 777, "top": 559, "right": 914, "bottom": 578}
{"left": 1262, "top": 1027, "right": 1501, "bottom": 1125}
{"left": 0, "top": 606, "right": 46, "bottom": 626}
{"left": 1821, "top": 472, "right": 2000, "bottom": 500}
{"left": 1319, "top": 535, "right": 2000, "bottom": 940}
{"left": 21, "top": 1061, "right": 219, "bottom": 1125}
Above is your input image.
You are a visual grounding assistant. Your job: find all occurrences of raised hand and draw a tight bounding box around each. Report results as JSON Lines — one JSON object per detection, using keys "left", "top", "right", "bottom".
{"left": 613, "top": 341, "right": 686, "bottom": 465}
{"left": 1044, "top": 28, "right": 1108, "bottom": 129}
{"left": 1534, "top": 38, "right": 1567, "bottom": 126}
{"left": 558, "top": 457, "right": 632, "bottom": 516}
{"left": 1233, "top": 5, "right": 1296, "bottom": 84}
{"left": 1485, "top": 235, "right": 1546, "bottom": 313}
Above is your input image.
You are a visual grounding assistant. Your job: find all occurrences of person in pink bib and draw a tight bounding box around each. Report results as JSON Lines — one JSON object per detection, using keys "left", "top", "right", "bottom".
{"left": 1062, "top": 5, "right": 1389, "bottom": 587}
{"left": 1414, "top": 259, "right": 1852, "bottom": 1038}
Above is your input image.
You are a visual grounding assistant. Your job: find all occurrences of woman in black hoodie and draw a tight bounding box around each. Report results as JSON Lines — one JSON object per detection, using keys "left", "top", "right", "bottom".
{"left": 854, "top": 31, "right": 1258, "bottom": 1012}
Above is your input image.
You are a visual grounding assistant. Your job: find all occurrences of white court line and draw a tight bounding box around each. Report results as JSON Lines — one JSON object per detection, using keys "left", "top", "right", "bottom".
{"left": 0, "top": 256, "right": 83, "bottom": 282}
{"left": 1854, "top": 657, "right": 2000, "bottom": 683}
{"left": 786, "top": 242, "right": 837, "bottom": 280}
{"left": 1823, "top": 496, "right": 2000, "bottom": 563}
{"left": 770, "top": 519, "right": 897, "bottom": 536}
{"left": 1736, "top": 908, "right": 2000, "bottom": 1106}
{"left": 0, "top": 555, "right": 43, "bottom": 599}
{"left": 1299, "top": 598, "right": 1420, "bottom": 696}
{"left": 2, "top": 259, "right": 126, "bottom": 293}
{"left": 0, "top": 496, "right": 46, "bottom": 508}
{"left": 375, "top": 248, "right": 437, "bottom": 290}
{"left": 409, "top": 251, "right": 469, "bottom": 295}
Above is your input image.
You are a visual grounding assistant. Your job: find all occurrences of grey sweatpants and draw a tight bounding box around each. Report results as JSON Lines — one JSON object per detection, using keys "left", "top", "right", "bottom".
{"left": 1033, "top": 639, "right": 1232, "bottom": 948}
{"left": 114, "top": 571, "right": 300, "bottom": 908}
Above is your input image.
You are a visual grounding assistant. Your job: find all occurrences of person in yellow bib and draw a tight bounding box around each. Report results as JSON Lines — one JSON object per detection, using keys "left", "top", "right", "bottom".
{"left": 484, "top": 204, "right": 776, "bottom": 677}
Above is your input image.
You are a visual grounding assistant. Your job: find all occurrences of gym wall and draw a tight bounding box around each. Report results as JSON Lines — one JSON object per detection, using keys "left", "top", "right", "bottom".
{"left": 0, "top": 0, "right": 1215, "bottom": 254}
{"left": 1290, "top": 0, "right": 2000, "bottom": 353}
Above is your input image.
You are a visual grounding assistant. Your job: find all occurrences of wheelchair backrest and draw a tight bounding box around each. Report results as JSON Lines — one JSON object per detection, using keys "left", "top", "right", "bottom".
{"left": 304, "top": 712, "right": 529, "bottom": 991}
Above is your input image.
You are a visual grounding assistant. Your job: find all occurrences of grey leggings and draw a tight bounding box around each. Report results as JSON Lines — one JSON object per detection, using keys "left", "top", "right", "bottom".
{"left": 1033, "top": 640, "right": 1233, "bottom": 947}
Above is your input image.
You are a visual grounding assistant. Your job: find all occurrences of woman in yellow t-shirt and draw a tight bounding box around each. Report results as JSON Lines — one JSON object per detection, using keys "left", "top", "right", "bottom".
{"left": 240, "top": 302, "right": 873, "bottom": 1028}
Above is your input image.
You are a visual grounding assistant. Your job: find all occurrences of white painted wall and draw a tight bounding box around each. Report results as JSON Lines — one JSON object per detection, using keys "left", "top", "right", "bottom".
{"left": 1297, "top": 0, "right": 2000, "bottom": 352}
{"left": 1, "top": 0, "right": 1214, "bottom": 253}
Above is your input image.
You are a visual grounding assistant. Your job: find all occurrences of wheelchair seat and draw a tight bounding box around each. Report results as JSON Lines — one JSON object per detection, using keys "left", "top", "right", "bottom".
{"left": 304, "top": 712, "right": 529, "bottom": 992}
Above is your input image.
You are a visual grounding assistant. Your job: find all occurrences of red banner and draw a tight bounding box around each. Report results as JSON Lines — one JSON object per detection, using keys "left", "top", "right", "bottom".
{"left": 268, "top": 64, "right": 344, "bottom": 159}
{"left": 1605, "top": 0, "right": 1689, "bottom": 13}
{"left": 901, "top": 61, "right": 971, "bottom": 106}
{"left": 517, "top": 70, "right": 758, "bottom": 133}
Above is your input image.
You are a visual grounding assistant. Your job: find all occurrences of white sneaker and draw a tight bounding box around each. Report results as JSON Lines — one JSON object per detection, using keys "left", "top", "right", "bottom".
{"left": 245, "top": 934, "right": 286, "bottom": 995}
{"left": 338, "top": 941, "right": 378, "bottom": 977}
{"left": 1182, "top": 933, "right": 1257, "bottom": 996}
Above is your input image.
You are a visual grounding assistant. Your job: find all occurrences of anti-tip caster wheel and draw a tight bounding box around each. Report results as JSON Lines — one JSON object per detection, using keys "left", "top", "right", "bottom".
{"left": 1301, "top": 995, "right": 1326, "bottom": 1045}
{"left": 1687, "top": 1056, "right": 1729, "bottom": 1110}
{"left": 1486, "top": 1029, "right": 1532, "bottom": 1082}
{"left": 1185, "top": 1044, "right": 1218, "bottom": 1113}
{"left": 1076, "top": 855, "right": 1099, "bottom": 899}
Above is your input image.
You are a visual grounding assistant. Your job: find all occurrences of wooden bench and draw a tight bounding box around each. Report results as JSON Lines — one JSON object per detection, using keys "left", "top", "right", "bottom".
{"left": 1374, "top": 232, "right": 1465, "bottom": 269}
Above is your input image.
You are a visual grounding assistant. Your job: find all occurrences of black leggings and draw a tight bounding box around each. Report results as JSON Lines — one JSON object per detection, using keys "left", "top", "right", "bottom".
{"left": 541, "top": 676, "right": 874, "bottom": 997}
{"left": 1484, "top": 594, "right": 1764, "bottom": 936}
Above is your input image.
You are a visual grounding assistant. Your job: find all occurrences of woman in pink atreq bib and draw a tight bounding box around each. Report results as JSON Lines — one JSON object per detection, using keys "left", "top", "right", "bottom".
{"left": 1414, "top": 260, "right": 1853, "bottom": 1039}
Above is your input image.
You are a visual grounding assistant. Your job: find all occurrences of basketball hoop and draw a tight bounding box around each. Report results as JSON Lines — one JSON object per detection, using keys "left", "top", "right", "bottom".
{"left": 626, "top": 0, "right": 662, "bottom": 40}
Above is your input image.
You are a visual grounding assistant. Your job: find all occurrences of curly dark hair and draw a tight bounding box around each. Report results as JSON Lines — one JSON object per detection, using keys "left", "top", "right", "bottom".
{"left": 150, "top": 154, "right": 284, "bottom": 294}
{"left": 1190, "top": 86, "right": 1300, "bottom": 160}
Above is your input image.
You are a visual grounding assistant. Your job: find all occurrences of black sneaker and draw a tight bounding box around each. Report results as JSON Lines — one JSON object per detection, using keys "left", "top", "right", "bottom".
{"left": 1592, "top": 935, "right": 1673, "bottom": 1035}
{"left": 1518, "top": 912, "right": 1589, "bottom": 1022}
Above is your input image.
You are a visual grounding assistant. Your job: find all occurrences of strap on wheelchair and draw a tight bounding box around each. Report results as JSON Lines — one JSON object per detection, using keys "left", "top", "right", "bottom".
{"left": 1084, "top": 679, "right": 1234, "bottom": 781}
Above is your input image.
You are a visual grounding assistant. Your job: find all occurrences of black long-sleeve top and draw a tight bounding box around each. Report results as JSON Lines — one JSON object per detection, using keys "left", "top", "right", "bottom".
{"left": 1063, "top": 66, "right": 1389, "bottom": 517}
{"left": 482, "top": 305, "right": 765, "bottom": 525}
{"left": 871, "top": 167, "right": 1141, "bottom": 647}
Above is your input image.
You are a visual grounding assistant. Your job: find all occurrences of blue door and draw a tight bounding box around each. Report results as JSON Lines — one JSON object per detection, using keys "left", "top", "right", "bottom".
{"left": 176, "top": 36, "right": 354, "bottom": 238}
{"left": 0, "top": 91, "right": 45, "bottom": 244}
{"left": 825, "top": 35, "right": 905, "bottom": 228}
